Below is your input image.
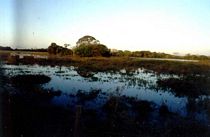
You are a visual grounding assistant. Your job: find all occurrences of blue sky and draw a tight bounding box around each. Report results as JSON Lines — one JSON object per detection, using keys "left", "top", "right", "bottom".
{"left": 1, "top": 0, "right": 210, "bottom": 55}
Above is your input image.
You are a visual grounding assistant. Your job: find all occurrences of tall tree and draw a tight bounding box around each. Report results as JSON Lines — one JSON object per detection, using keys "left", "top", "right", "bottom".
{"left": 74, "top": 35, "right": 110, "bottom": 57}
{"left": 76, "top": 35, "right": 100, "bottom": 47}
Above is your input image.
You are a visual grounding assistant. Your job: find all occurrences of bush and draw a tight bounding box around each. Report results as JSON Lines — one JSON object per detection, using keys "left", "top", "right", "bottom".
{"left": 7, "top": 55, "right": 19, "bottom": 64}
{"left": 74, "top": 44, "right": 110, "bottom": 57}
{"left": 48, "top": 43, "right": 73, "bottom": 56}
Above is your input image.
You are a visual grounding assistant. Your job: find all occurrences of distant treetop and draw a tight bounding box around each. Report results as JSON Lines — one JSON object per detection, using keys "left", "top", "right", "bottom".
{"left": 74, "top": 35, "right": 110, "bottom": 57}
{"left": 76, "top": 35, "right": 100, "bottom": 46}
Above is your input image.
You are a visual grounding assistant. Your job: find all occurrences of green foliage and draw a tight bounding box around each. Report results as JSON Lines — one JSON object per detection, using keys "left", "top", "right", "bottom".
{"left": 184, "top": 54, "right": 209, "bottom": 60}
{"left": 111, "top": 50, "right": 201, "bottom": 60}
{"left": 111, "top": 50, "right": 210, "bottom": 60}
{"left": 76, "top": 35, "right": 98, "bottom": 46}
{"left": 74, "top": 44, "right": 110, "bottom": 57}
{"left": 48, "top": 43, "right": 73, "bottom": 56}
{"left": 74, "top": 36, "right": 110, "bottom": 57}
{"left": 92, "top": 44, "right": 110, "bottom": 57}
{"left": 74, "top": 44, "right": 93, "bottom": 57}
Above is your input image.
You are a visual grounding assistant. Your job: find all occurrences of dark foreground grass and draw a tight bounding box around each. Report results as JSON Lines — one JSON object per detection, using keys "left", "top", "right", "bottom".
{"left": 1, "top": 52, "right": 210, "bottom": 137}
{"left": 0, "top": 69, "right": 209, "bottom": 137}
{"left": 11, "top": 74, "right": 51, "bottom": 85}
{"left": 2, "top": 88, "right": 210, "bottom": 137}
{"left": 157, "top": 75, "right": 210, "bottom": 97}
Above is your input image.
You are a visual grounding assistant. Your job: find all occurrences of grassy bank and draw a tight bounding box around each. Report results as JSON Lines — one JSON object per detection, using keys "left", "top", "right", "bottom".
{"left": 0, "top": 50, "right": 48, "bottom": 56}
{"left": 1, "top": 50, "right": 210, "bottom": 75}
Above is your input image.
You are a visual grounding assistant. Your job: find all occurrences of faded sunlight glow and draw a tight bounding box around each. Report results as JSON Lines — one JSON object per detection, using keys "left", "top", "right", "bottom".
{"left": 1, "top": 0, "right": 210, "bottom": 55}
{"left": 61, "top": 11, "right": 210, "bottom": 55}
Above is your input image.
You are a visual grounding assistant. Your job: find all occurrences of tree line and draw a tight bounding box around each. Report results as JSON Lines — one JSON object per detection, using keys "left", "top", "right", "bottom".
{"left": 0, "top": 35, "right": 209, "bottom": 60}
{"left": 111, "top": 50, "right": 209, "bottom": 60}
{"left": 48, "top": 35, "right": 110, "bottom": 57}
{"left": 47, "top": 35, "right": 210, "bottom": 60}
{"left": 0, "top": 46, "right": 47, "bottom": 52}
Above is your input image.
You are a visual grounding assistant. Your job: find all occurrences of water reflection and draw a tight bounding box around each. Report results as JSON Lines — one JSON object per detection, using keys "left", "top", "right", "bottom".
{"left": 3, "top": 64, "right": 210, "bottom": 123}
{"left": 0, "top": 62, "right": 3, "bottom": 137}
{"left": 10, "top": 53, "right": 48, "bottom": 59}
{"left": 2, "top": 64, "right": 210, "bottom": 136}
{"left": 0, "top": 62, "right": 13, "bottom": 137}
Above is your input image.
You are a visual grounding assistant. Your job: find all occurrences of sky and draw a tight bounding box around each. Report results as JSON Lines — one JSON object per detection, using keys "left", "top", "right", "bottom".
{"left": 1, "top": 0, "right": 210, "bottom": 55}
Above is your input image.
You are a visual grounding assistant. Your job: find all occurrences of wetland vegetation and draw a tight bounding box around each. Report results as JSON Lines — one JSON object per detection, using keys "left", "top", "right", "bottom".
{"left": 1, "top": 36, "right": 210, "bottom": 137}
{"left": 1, "top": 54, "right": 210, "bottom": 136}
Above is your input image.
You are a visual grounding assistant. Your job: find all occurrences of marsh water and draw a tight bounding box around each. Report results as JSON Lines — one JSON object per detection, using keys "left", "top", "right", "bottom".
{"left": 3, "top": 64, "right": 210, "bottom": 120}
{"left": 1, "top": 64, "right": 210, "bottom": 137}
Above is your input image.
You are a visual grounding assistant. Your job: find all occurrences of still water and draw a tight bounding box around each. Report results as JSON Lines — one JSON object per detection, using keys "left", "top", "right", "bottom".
{"left": 3, "top": 64, "right": 210, "bottom": 124}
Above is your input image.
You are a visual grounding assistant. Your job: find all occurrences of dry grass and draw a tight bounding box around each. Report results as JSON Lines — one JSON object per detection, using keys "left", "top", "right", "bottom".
{"left": 0, "top": 50, "right": 48, "bottom": 56}
{"left": 1, "top": 50, "right": 210, "bottom": 75}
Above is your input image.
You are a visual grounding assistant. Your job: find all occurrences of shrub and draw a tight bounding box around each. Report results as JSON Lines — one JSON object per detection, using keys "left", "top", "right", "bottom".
{"left": 74, "top": 44, "right": 110, "bottom": 57}
{"left": 48, "top": 43, "right": 73, "bottom": 56}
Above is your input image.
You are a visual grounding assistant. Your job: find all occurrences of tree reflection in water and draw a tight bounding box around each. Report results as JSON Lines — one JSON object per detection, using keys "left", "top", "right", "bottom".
{"left": 1, "top": 64, "right": 210, "bottom": 137}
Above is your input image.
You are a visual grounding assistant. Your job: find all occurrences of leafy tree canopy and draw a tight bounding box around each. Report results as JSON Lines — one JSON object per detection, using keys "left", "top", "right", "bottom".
{"left": 74, "top": 35, "right": 110, "bottom": 57}
{"left": 76, "top": 35, "right": 100, "bottom": 47}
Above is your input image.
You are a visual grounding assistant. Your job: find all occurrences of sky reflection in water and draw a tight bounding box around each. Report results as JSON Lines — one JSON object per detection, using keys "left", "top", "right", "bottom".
{"left": 3, "top": 64, "right": 210, "bottom": 123}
